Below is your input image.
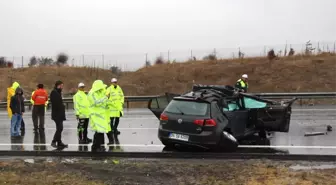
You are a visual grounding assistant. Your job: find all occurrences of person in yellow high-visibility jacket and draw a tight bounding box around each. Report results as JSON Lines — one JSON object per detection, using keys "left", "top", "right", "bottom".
{"left": 106, "top": 78, "right": 124, "bottom": 137}
{"left": 7, "top": 81, "right": 20, "bottom": 119}
{"left": 88, "top": 80, "right": 111, "bottom": 152}
{"left": 73, "top": 82, "right": 92, "bottom": 144}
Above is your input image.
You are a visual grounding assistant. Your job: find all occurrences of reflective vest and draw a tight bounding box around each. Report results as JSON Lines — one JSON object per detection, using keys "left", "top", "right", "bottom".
{"left": 88, "top": 80, "right": 111, "bottom": 133}
{"left": 73, "top": 90, "right": 90, "bottom": 119}
{"left": 106, "top": 85, "right": 124, "bottom": 117}
{"left": 236, "top": 79, "right": 248, "bottom": 91}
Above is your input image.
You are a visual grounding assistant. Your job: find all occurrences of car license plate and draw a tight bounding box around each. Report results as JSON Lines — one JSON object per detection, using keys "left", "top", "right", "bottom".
{"left": 169, "top": 133, "right": 189, "bottom": 141}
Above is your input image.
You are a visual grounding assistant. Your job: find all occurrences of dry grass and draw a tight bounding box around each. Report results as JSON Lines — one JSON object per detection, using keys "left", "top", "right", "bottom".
{"left": 1, "top": 54, "right": 335, "bottom": 101}
{"left": 0, "top": 159, "right": 335, "bottom": 185}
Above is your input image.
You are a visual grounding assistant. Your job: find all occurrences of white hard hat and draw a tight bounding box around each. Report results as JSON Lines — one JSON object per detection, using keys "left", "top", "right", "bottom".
{"left": 242, "top": 74, "right": 248, "bottom": 78}
{"left": 111, "top": 78, "right": 117, "bottom": 82}
{"left": 78, "top": 82, "right": 85, "bottom": 87}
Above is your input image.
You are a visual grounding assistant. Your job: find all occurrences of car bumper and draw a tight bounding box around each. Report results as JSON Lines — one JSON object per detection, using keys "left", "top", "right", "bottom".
{"left": 158, "top": 128, "right": 220, "bottom": 149}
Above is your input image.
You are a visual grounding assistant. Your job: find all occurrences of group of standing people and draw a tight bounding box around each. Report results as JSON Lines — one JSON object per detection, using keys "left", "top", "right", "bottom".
{"left": 76, "top": 78, "right": 124, "bottom": 152}
{"left": 6, "top": 77, "right": 124, "bottom": 152}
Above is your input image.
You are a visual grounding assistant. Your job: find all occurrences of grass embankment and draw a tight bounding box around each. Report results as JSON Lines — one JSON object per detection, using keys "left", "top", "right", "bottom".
{"left": 0, "top": 158, "right": 335, "bottom": 185}
{"left": 1, "top": 54, "right": 335, "bottom": 103}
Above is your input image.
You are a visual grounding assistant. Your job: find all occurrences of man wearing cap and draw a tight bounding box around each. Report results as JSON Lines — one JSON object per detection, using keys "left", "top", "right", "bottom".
{"left": 31, "top": 84, "right": 48, "bottom": 132}
{"left": 235, "top": 74, "right": 249, "bottom": 92}
{"left": 106, "top": 78, "right": 124, "bottom": 136}
{"left": 73, "top": 82, "right": 92, "bottom": 144}
{"left": 50, "top": 80, "right": 68, "bottom": 148}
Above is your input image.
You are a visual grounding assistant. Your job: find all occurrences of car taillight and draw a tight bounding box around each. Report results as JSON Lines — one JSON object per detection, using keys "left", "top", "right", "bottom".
{"left": 193, "top": 119, "right": 204, "bottom": 126}
{"left": 160, "top": 113, "right": 168, "bottom": 121}
{"left": 193, "top": 119, "right": 216, "bottom": 126}
{"left": 205, "top": 119, "right": 216, "bottom": 126}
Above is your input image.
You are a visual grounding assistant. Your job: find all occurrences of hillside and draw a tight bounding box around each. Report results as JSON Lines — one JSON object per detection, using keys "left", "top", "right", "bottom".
{"left": 1, "top": 54, "right": 335, "bottom": 101}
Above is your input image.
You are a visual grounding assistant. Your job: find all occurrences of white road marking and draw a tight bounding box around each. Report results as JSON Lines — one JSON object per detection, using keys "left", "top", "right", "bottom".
{"left": 0, "top": 143, "right": 165, "bottom": 147}
{"left": 7, "top": 127, "right": 158, "bottom": 130}
{"left": 238, "top": 145, "right": 336, "bottom": 149}
{"left": 1, "top": 143, "right": 336, "bottom": 149}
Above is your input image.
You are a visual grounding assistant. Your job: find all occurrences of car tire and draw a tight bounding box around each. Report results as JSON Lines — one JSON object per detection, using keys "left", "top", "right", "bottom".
{"left": 160, "top": 139, "right": 175, "bottom": 148}
{"left": 259, "top": 130, "right": 267, "bottom": 138}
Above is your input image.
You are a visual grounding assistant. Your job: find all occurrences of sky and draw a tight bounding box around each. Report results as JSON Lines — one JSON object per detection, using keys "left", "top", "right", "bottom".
{"left": 0, "top": 0, "right": 335, "bottom": 70}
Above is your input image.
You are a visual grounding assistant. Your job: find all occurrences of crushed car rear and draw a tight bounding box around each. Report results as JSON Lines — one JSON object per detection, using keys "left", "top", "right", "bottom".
{"left": 158, "top": 98, "right": 223, "bottom": 149}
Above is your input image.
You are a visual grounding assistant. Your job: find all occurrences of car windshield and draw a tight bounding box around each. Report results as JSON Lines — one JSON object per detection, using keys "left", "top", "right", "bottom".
{"left": 164, "top": 99, "right": 210, "bottom": 116}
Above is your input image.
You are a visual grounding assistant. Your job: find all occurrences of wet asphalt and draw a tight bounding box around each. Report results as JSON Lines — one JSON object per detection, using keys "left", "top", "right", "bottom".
{"left": 0, "top": 105, "right": 335, "bottom": 155}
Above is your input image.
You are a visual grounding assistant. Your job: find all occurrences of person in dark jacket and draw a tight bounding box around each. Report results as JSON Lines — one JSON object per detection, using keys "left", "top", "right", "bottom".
{"left": 50, "top": 80, "right": 68, "bottom": 148}
{"left": 10, "top": 87, "right": 25, "bottom": 137}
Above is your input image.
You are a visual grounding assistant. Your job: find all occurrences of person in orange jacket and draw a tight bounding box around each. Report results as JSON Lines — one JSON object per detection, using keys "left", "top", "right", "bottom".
{"left": 31, "top": 84, "right": 48, "bottom": 132}
{"left": 7, "top": 82, "right": 20, "bottom": 119}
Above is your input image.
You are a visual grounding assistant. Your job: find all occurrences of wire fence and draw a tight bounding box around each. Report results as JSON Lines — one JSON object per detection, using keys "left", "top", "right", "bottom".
{"left": 1, "top": 40, "right": 335, "bottom": 71}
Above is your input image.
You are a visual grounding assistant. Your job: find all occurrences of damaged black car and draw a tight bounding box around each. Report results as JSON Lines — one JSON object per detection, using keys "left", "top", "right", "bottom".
{"left": 148, "top": 84, "right": 297, "bottom": 151}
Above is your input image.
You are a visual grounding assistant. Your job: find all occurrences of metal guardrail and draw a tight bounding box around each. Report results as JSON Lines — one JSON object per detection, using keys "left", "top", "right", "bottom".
{"left": 0, "top": 92, "right": 335, "bottom": 109}
{"left": 0, "top": 96, "right": 157, "bottom": 109}
{"left": 252, "top": 92, "right": 336, "bottom": 99}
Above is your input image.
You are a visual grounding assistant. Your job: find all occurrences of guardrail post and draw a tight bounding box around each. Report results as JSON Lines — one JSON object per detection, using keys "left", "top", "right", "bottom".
{"left": 127, "top": 101, "right": 129, "bottom": 109}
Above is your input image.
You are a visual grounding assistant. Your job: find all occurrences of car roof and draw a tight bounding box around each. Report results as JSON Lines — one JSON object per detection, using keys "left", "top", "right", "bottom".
{"left": 173, "top": 87, "right": 236, "bottom": 103}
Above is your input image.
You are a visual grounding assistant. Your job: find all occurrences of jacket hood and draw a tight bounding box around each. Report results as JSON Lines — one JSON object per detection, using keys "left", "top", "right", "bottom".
{"left": 11, "top": 82, "right": 20, "bottom": 90}
{"left": 15, "top": 87, "right": 23, "bottom": 95}
{"left": 89, "top": 80, "right": 107, "bottom": 93}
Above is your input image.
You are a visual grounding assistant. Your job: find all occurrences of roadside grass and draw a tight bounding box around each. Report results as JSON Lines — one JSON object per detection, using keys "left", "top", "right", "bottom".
{"left": 1, "top": 53, "right": 335, "bottom": 102}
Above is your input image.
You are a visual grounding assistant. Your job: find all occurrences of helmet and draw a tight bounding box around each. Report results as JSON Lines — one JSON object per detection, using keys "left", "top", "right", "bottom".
{"left": 111, "top": 78, "right": 117, "bottom": 83}
{"left": 242, "top": 74, "right": 248, "bottom": 78}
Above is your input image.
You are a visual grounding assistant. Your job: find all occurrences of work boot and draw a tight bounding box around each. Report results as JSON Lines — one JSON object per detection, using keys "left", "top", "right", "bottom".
{"left": 86, "top": 138, "right": 93, "bottom": 144}
{"left": 58, "top": 141, "right": 68, "bottom": 148}
{"left": 51, "top": 141, "right": 57, "bottom": 148}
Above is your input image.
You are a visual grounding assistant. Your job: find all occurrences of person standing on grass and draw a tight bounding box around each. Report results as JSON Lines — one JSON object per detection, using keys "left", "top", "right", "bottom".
{"left": 9, "top": 87, "right": 25, "bottom": 137}
{"left": 50, "top": 80, "right": 68, "bottom": 148}
{"left": 31, "top": 83, "right": 48, "bottom": 133}
{"left": 88, "top": 80, "right": 111, "bottom": 152}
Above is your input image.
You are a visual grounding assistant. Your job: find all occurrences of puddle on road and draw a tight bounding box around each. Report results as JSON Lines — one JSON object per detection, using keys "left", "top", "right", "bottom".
{"left": 290, "top": 164, "right": 336, "bottom": 170}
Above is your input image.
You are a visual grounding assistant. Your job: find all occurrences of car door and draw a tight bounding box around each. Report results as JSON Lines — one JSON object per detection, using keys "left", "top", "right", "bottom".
{"left": 255, "top": 105, "right": 292, "bottom": 132}
{"left": 221, "top": 98, "right": 249, "bottom": 138}
{"left": 147, "top": 93, "right": 180, "bottom": 119}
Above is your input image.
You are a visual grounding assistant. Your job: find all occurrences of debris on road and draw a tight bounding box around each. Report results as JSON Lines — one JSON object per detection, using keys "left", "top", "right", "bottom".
{"left": 327, "top": 125, "right": 332, "bottom": 132}
{"left": 304, "top": 132, "right": 326, "bottom": 137}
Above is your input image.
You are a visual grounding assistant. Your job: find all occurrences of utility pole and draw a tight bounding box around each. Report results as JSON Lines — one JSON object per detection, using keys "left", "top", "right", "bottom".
{"left": 168, "top": 50, "right": 170, "bottom": 62}
{"left": 21, "top": 56, "right": 23, "bottom": 68}
{"left": 102, "top": 54, "right": 104, "bottom": 69}
{"left": 190, "top": 50, "right": 193, "bottom": 60}
{"left": 82, "top": 55, "right": 84, "bottom": 66}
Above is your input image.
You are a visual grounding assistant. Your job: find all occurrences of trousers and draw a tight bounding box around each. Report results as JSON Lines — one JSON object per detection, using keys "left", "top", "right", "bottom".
{"left": 78, "top": 118, "right": 89, "bottom": 141}
{"left": 10, "top": 114, "right": 22, "bottom": 136}
{"left": 32, "top": 105, "right": 45, "bottom": 130}
{"left": 91, "top": 132, "right": 105, "bottom": 152}
{"left": 52, "top": 120, "right": 63, "bottom": 142}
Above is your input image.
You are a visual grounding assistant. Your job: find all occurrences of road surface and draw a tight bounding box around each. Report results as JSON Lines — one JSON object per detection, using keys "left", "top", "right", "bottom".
{"left": 0, "top": 106, "right": 335, "bottom": 155}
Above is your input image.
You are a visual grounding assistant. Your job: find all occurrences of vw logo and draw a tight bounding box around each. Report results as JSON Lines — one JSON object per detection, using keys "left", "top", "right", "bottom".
{"left": 177, "top": 119, "right": 183, "bottom": 124}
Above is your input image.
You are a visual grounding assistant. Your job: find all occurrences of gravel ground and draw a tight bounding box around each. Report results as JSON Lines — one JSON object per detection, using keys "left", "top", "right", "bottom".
{"left": 0, "top": 157, "right": 335, "bottom": 185}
